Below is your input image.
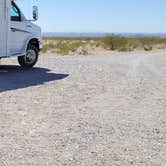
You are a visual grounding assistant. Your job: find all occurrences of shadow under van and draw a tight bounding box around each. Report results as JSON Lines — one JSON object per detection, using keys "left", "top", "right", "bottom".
{"left": 0, "top": 65, "right": 69, "bottom": 93}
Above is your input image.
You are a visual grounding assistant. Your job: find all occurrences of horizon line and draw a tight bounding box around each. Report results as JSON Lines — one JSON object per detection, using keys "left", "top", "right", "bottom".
{"left": 43, "top": 32, "right": 166, "bottom": 34}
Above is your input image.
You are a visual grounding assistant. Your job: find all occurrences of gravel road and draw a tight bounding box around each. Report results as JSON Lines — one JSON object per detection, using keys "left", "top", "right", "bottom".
{"left": 0, "top": 51, "right": 166, "bottom": 166}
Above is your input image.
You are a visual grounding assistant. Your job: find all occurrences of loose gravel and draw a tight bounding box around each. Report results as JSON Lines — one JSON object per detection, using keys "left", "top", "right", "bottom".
{"left": 0, "top": 51, "right": 166, "bottom": 166}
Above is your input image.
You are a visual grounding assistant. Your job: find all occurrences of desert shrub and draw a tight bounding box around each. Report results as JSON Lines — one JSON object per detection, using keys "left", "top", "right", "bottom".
{"left": 102, "top": 36, "right": 129, "bottom": 50}
{"left": 42, "top": 44, "right": 49, "bottom": 53}
{"left": 69, "top": 42, "right": 83, "bottom": 52}
{"left": 42, "top": 36, "right": 166, "bottom": 54}
{"left": 56, "top": 43, "right": 70, "bottom": 55}
{"left": 144, "top": 45, "right": 153, "bottom": 51}
{"left": 82, "top": 49, "right": 88, "bottom": 55}
{"left": 48, "top": 43, "right": 55, "bottom": 49}
{"left": 95, "top": 42, "right": 101, "bottom": 47}
{"left": 130, "top": 39, "right": 143, "bottom": 49}
{"left": 118, "top": 47, "right": 133, "bottom": 52}
{"left": 138, "top": 37, "right": 166, "bottom": 46}
{"left": 56, "top": 41, "right": 86, "bottom": 55}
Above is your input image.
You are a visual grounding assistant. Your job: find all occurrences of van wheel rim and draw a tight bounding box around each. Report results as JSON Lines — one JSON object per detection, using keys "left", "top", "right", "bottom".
{"left": 25, "top": 50, "right": 36, "bottom": 64}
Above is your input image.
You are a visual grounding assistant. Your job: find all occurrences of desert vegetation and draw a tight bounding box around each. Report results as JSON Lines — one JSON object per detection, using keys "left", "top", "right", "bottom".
{"left": 42, "top": 36, "right": 166, "bottom": 55}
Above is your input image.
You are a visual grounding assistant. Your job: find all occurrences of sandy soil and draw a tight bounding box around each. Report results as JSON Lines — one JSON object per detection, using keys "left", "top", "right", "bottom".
{"left": 0, "top": 50, "right": 166, "bottom": 166}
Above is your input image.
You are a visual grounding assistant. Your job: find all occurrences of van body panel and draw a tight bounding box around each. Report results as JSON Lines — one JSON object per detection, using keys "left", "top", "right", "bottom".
{"left": 0, "top": 0, "right": 9, "bottom": 57}
{"left": 0, "top": 0, "right": 42, "bottom": 58}
{"left": 10, "top": 21, "right": 32, "bottom": 55}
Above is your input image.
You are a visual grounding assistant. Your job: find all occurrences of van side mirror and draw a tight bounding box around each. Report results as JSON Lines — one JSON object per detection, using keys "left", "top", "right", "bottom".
{"left": 33, "top": 6, "right": 38, "bottom": 20}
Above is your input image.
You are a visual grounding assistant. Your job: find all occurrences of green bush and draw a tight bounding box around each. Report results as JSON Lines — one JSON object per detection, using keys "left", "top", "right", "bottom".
{"left": 57, "top": 43, "right": 70, "bottom": 55}
{"left": 42, "top": 44, "right": 49, "bottom": 53}
{"left": 144, "top": 45, "right": 153, "bottom": 51}
{"left": 102, "top": 36, "right": 129, "bottom": 50}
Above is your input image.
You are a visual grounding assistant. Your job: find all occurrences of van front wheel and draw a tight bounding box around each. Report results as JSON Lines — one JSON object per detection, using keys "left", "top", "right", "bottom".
{"left": 18, "top": 45, "right": 38, "bottom": 68}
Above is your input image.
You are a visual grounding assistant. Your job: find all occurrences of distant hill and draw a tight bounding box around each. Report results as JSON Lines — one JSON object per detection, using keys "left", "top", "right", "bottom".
{"left": 42, "top": 32, "right": 166, "bottom": 38}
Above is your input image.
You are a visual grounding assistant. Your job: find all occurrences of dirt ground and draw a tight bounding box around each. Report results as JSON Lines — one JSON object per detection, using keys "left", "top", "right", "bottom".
{"left": 0, "top": 51, "right": 166, "bottom": 166}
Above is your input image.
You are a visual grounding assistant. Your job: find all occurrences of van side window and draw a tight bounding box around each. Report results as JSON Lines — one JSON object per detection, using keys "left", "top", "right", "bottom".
{"left": 11, "top": 2, "right": 21, "bottom": 21}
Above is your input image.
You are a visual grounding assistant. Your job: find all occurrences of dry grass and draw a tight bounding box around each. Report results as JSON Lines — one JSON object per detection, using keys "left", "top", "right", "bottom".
{"left": 42, "top": 36, "right": 166, "bottom": 55}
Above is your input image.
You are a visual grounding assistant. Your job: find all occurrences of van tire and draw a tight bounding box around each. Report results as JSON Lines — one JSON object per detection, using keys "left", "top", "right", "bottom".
{"left": 18, "top": 45, "right": 39, "bottom": 68}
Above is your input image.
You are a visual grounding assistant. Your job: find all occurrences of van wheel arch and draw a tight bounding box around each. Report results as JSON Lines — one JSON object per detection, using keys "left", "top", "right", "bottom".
{"left": 28, "top": 38, "right": 40, "bottom": 51}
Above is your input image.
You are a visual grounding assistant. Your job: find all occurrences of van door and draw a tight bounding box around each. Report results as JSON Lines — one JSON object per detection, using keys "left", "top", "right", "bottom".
{"left": 9, "top": 1, "right": 30, "bottom": 56}
{"left": 0, "top": 0, "right": 8, "bottom": 57}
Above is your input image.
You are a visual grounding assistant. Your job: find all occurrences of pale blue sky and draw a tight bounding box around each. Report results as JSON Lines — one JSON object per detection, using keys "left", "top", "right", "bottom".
{"left": 16, "top": 0, "right": 166, "bottom": 33}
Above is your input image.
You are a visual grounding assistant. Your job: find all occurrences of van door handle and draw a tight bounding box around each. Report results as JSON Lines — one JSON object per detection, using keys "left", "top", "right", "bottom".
{"left": 27, "top": 25, "right": 32, "bottom": 28}
{"left": 11, "top": 28, "right": 16, "bottom": 32}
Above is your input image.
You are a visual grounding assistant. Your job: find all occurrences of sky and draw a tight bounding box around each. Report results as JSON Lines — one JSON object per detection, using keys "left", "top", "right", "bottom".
{"left": 16, "top": 0, "right": 166, "bottom": 33}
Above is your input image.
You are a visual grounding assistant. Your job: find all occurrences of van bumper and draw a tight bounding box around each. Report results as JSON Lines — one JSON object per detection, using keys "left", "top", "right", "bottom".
{"left": 39, "top": 40, "right": 43, "bottom": 50}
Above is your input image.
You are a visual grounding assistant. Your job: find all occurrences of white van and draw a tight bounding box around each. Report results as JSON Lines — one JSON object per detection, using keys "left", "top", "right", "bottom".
{"left": 0, "top": 0, "right": 42, "bottom": 68}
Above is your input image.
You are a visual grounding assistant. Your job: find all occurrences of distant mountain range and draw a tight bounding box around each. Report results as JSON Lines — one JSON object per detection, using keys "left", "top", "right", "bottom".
{"left": 43, "top": 32, "right": 166, "bottom": 38}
